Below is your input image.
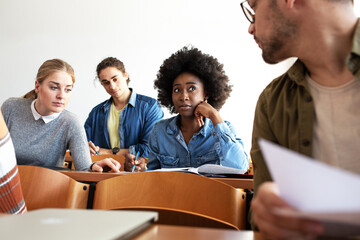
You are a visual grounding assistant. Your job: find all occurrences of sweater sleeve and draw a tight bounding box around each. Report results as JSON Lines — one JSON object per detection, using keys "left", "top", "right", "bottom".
{"left": 66, "top": 114, "right": 92, "bottom": 171}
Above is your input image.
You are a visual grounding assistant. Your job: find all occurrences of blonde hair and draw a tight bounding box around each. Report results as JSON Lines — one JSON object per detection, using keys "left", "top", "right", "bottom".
{"left": 23, "top": 59, "right": 75, "bottom": 99}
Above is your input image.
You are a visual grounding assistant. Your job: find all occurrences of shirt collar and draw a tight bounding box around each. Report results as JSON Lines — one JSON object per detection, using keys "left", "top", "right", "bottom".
{"left": 127, "top": 88, "right": 137, "bottom": 107}
{"left": 102, "top": 88, "right": 137, "bottom": 111}
{"left": 31, "top": 100, "right": 61, "bottom": 124}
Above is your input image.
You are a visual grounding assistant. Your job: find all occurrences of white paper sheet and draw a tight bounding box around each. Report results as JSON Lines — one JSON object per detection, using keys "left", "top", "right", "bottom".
{"left": 258, "top": 138, "right": 360, "bottom": 235}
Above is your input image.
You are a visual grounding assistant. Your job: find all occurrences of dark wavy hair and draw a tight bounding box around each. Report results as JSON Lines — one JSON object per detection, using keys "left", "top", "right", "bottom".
{"left": 96, "top": 57, "right": 130, "bottom": 84}
{"left": 154, "top": 46, "right": 232, "bottom": 114}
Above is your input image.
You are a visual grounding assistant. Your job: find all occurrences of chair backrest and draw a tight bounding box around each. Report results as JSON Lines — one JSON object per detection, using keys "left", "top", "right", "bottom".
{"left": 18, "top": 165, "right": 90, "bottom": 210}
{"left": 93, "top": 171, "right": 247, "bottom": 230}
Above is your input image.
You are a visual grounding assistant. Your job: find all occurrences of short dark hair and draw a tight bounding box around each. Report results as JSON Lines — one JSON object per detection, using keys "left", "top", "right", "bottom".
{"left": 96, "top": 57, "right": 130, "bottom": 84}
{"left": 154, "top": 46, "right": 232, "bottom": 114}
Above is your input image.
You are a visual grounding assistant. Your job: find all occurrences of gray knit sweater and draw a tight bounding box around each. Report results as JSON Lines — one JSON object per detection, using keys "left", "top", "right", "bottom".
{"left": 1, "top": 98, "right": 91, "bottom": 171}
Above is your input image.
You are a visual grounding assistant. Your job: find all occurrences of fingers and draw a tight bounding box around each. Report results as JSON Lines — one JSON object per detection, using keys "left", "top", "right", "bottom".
{"left": 93, "top": 154, "right": 144, "bottom": 173}
{"left": 88, "top": 141, "right": 99, "bottom": 155}
{"left": 109, "top": 159, "right": 121, "bottom": 172}
{"left": 196, "top": 118, "right": 204, "bottom": 128}
{"left": 88, "top": 141, "right": 96, "bottom": 149}
{"left": 194, "top": 104, "right": 205, "bottom": 128}
{"left": 124, "top": 153, "right": 135, "bottom": 171}
{"left": 92, "top": 158, "right": 120, "bottom": 173}
{"left": 133, "top": 157, "right": 146, "bottom": 172}
{"left": 124, "top": 154, "right": 146, "bottom": 172}
{"left": 252, "top": 182, "right": 323, "bottom": 239}
{"left": 195, "top": 102, "right": 222, "bottom": 126}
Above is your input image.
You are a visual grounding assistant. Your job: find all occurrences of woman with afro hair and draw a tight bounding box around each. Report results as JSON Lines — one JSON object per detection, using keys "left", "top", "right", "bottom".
{"left": 144, "top": 46, "right": 249, "bottom": 171}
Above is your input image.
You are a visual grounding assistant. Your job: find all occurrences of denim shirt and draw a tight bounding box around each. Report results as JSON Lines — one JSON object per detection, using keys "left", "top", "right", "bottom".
{"left": 147, "top": 115, "right": 249, "bottom": 170}
{"left": 84, "top": 89, "right": 164, "bottom": 157}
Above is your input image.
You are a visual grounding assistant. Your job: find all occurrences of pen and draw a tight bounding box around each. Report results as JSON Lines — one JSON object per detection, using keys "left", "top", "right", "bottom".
{"left": 132, "top": 152, "right": 140, "bottom": 172}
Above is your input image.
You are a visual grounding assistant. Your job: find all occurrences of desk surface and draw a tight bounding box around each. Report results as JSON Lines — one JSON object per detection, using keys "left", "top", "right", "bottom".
{"left": 133, "top": 224, "right": 263, "bottom": 240}
{"left": 59, "top": 171, "right": 253, "bottom": 189}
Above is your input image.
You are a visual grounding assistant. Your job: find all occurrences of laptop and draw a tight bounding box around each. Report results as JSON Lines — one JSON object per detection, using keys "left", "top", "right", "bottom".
{"left": 0, "top": 208, "right": 158, "bottom": 240}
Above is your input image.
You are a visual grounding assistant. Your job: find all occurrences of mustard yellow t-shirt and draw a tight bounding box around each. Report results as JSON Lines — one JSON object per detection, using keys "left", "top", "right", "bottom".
{"left": 108, "top": 102, "right": 123, "bottom": 149}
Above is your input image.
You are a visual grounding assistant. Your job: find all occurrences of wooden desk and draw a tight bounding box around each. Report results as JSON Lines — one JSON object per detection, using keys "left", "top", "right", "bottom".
{"left": 59, "top": 171, "right": 253, "bottom": 189}
{"left": 133, "top": 224, "right": 263, "bottom": 240}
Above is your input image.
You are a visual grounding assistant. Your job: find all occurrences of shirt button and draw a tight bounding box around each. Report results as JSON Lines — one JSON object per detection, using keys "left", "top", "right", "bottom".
{"left": 192, "top": 138, "right": 196, "bottom": 141}
{"left": 302, "top": 139, "right": 310, "bottom": 147}
{"left": 212, "top": 132, "right": 216, "bottom": 136}
{"left": 305, "top": 96, "right": 312, "bottom": 102}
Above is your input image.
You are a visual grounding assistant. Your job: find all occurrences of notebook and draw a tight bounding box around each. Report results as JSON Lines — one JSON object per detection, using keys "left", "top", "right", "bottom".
{"left": 0, "top": 208, "right": 158, "bottom": 240}
{"left": 152, "top": 163, "right": 247, "bottom": 177}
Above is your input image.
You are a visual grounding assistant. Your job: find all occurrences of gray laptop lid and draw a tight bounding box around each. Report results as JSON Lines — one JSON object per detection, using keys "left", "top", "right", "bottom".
{"left": 0, "top": 208, "right": 158, "bottom": 240}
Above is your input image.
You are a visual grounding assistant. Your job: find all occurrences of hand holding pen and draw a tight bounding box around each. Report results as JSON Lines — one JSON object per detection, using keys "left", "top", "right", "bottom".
{"left": 124, "top": 152, "right": 146, "bottom": 172}
{"left": 88, "top": 141, "right": 100, "bottom": 155}
{"left": 132, "top": 152, "right": 140, "bottom": 172}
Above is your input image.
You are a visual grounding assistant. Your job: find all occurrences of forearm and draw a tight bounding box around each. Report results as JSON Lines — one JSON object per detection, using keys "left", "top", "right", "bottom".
{"left": 69, "top": 131, "right": 93, "bottom": 171}
{"left": 213, "top": 122, "right": 249, "bottom": 170}
{"left": 129, "top": 143, "right": 150, "bottom": 158}
{"left": 209, "top": 110, "right": 223, "bottom": 126}
{"left": 221, "top": 144, "right": 249, "bottom": 170}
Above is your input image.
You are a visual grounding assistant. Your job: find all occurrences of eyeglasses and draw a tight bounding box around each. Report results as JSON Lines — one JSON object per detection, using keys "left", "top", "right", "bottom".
{"left": 240, "top": 0, "right": 255, "bottom": 23}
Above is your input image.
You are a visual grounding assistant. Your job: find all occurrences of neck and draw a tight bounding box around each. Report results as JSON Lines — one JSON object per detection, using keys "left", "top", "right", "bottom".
{"left": 34, "top": 99, "right": 52, "bottom": 116}
{"left": 180, "top": 115, "right": 202, "bottom": 133}
{"left": 296, "top": 5, "right": 358, "bottom": 86}
{"left": 112, "top": 88, "right": 131, "bottom": 109}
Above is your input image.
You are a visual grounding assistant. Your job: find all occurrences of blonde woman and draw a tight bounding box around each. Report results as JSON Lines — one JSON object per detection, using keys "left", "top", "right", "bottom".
{"left": 1, "top": 59, "right": 120, "bottom": 172}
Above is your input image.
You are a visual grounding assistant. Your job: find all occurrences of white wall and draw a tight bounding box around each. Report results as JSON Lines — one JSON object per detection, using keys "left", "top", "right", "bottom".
{"left": 0, "top": 0, "right": 359, "bottom": 155}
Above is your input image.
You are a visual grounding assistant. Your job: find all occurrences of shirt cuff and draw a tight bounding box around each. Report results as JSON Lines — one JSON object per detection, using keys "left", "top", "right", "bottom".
{"left": 89, "top": 161, "right": 97, "bottom": 171}
{"left": 212, "top": 122, "right": 236, "bottom": 142}
{"left": 129, "top": 145, "right": 136, "bottom": 155}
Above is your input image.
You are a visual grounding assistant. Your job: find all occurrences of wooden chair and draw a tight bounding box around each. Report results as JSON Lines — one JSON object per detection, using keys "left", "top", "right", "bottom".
{"left": 93, "top": 171, "right": 247, "bottom": 230}
{"left": 18, "top": 165, "right": 90, "bottom": 210}
{"left": 63, "top": 151, "right": 72, "bottom": 169}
